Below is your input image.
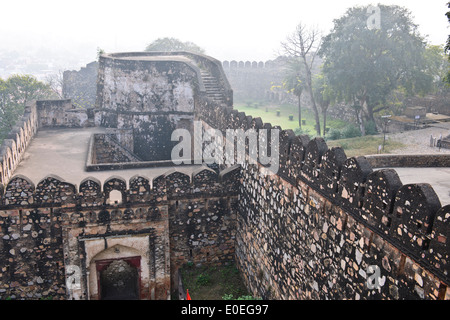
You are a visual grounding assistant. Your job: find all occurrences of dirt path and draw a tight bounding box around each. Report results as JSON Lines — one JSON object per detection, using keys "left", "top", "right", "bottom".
{"left": 388, "top": 122, "right": 450, "bottom": 155}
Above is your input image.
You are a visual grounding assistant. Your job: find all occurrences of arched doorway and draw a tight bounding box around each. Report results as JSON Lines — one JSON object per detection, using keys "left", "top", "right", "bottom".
{"left": 96, "top": 256, "right": 141, "bottom": 300}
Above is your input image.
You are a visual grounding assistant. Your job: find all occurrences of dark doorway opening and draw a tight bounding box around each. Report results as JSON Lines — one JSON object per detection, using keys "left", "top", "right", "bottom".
{"left": 96, "top": 256, "right": 141, "bottom": 300}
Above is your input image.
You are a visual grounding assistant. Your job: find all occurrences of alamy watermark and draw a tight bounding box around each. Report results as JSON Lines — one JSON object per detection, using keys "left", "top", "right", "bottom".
{"left": 66, "top": 265, "right": 81, "bottom": 291}
{"left": 367, "top": 5, "right": 381, "bottom": 30}
{"left": 366, "top": 265, "right": 386, "bottom": 290}
{"left": 171, "top": 121, "right": 280, "bottom": 175}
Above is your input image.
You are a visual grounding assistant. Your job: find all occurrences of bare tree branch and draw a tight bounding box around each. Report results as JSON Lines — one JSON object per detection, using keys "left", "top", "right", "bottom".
{"left": 281, "top": 22, "right": 323, "bottom": 136}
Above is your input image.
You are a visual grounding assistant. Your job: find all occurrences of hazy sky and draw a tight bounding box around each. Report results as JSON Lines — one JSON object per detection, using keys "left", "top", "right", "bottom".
{"left": 0, "top": 0, "right": 448, "bottom": 64}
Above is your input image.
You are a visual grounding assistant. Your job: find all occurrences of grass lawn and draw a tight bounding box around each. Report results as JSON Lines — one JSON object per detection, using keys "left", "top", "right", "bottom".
{"left": 180, "top": 264, "right": 251, "bottom": 300}
{"left": 327, "top": 135, "right": 405, "bottom": 158}
{"left": 234, "top": 101, "right": 406, "bottom": 157}
{"left": 234, "top": 101, "right": 347, "bottom": 137}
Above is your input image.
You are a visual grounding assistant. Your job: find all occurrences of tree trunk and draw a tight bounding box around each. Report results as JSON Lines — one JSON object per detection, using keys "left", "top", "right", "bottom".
{"left": 323, "top": 108, "right": 328, "bottom": 138}
{"left": 298, "top": 94, "right": 302, "bottom": 129}
{"left": 304, "top": 67, "right": 321, "bottom": 136}
{"left": 311, "top": 94, "right": 321, "bottom": 136}
{"left": 360, "top": 98, "right": 368, "bottom": 136}
{"left": 358, "top": 109, "right": 366, "bottom": 136}
{"left": 353, "top": 103, "right": 365, "bottom": 136}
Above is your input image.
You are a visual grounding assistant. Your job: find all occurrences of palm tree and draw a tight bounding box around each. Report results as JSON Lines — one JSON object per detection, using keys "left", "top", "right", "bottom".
{"left": 282, "top": 58, "right": 306, "bottom": 129}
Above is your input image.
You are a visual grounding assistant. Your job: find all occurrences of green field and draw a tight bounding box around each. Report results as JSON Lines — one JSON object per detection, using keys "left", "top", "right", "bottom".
{"left": 234, "top": 101, "right": 405, "bottom": 157}
{"left": 234, "top": 101, "right": 347, "bottom": 137}
{"left": 327, "top": 135, "right": 405, "bottom": 158}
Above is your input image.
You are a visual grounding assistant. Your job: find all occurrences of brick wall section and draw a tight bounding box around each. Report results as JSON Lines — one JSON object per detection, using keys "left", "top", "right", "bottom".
{"left": 63, "top": 61, "right": 98, "bottom": 109}
{"left": 36, "top": 99, "right": 89, "bottom": 128}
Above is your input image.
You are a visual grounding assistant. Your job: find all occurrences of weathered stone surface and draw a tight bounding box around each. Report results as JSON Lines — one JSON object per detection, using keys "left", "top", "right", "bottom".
{"left": 0, "top": 51, "right": 448, "bottom": 301}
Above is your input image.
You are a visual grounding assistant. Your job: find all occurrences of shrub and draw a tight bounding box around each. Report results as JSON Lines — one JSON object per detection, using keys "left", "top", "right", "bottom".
{"left": 365, "top": 120, "right": 378, "bottom": 135}
{"left": 222, "top": 294, "right": 261, "bottom": 300}
{"left": 294, "top": 127, "right": 312, "bottom": 138}
{"left": 326, "top": 128, "right": 342, "bottom": 141}
{"left": 196, "top": 273, "right": 210, "bottom": 286}
{"left": 342, "top": 124, "right": 362, "bottom": 139}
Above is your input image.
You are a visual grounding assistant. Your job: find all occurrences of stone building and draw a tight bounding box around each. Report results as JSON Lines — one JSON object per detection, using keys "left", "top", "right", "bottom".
{"left": 0, "top": 51, "right": 448, "bottom": 300}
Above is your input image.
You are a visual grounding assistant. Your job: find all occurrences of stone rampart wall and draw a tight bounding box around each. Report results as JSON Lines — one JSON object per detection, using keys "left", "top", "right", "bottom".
{"left": 0, "top": 165, "right": 240, "bottom": 299}
{"left": 196, "top": 95, "right": 450, "bottom": 300}
{"left": 0, "top": 98, "right": 94, "bottom": 187}
{"left": 0, "top": 102, "right": 38, "bottom": 186}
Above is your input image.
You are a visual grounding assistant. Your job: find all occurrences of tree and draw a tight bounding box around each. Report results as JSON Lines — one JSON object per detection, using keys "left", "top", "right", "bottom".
{"left": 97, "top": 47, "right": 105, "bottom": 60}
{"left": 145, "top": 37, "right": 205, "bottom": 54}
{"left": 313, "top": 70, "right": 335, "bottom": 137}
{"left": 410, "top": 45, "right": 449, "bottom": 95}
{"left": 281, "top": 23, "right": 322, "bottom": 136}
{"left": 444, "top": 2, "right": 450, "bottom": 84}
{"left": 45, "top": 70, "right": 64, "bottom": 99}
{"left": 0, "top": 74, "right": 56, "bottom": 141}
{"left": 6, "top": 74, "right": 55, "bottom": 106}
{"left": 282, "top": 57, "right": 306, "bottom": 129}
{"left": 320, "top": 5, "right": 429, "bottom": 134}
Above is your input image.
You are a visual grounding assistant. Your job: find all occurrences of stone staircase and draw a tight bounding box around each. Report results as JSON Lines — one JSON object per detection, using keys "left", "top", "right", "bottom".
{"left": 200, "top": 70, "right": 226, "bottom": 105}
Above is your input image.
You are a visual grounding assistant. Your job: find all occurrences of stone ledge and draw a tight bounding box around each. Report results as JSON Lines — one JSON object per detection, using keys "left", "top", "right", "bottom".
{"left": 365, "top": 154, "right": 450, "bottom": 168}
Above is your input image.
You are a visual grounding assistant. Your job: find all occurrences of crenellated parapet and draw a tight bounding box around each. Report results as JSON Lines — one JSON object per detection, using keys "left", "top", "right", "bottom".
{"left": 0, "top": 165, "right": 241, "bottom": 210}
{"left": 0, "top": 102, "right": 38, "bottom": 186}
{"left": 194, "top": 93, "right": 450, "bottom": 294}
{"left": 0, "top": 51, "right": 448, "bottom": 299}
{"left": 0, "top": 165, "right": 242, "bottom": 300}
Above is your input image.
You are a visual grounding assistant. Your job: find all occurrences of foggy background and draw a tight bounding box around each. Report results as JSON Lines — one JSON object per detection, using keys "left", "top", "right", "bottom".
{"left": 0, "top": 0, "right": 448, "bottom": 78}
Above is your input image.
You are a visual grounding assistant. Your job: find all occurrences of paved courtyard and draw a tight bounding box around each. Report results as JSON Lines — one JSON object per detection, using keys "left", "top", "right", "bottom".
{"left": 13, "top": 127, "right": 200, "bottom": 187}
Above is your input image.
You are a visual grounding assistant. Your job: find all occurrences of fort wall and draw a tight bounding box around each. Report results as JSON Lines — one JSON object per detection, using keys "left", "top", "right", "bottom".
{"left": 196, "top": 97, "right": 450, "bottom": 300}
{"left": 63, "top": 61, "right": 98, "bottom": 110}
{"left": 0, "top": 167, "right": 240, "bottom": 299}
{"left": 0, "top": 102, "right": 38, "bottom": 186}
{"left": 0, "top": 51, "right": 448, "bottom": 300}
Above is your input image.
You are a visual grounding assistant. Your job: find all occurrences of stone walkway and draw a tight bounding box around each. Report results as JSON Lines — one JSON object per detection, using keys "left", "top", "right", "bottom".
{"left": 380, "top": 122, "right": 450, "bottom": 205}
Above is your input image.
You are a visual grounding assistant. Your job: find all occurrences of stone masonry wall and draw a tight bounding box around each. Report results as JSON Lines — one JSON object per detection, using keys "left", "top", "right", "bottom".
{"left": 95, "top": 53, "right": 198, "bottom": 161}
{"left": 0, "top": 102, "right": 38, "bottom": 187}
{"left": 195, "top": 91, "right": 450, "bottom": 300}
{"left": 91, "top": 134, "right": 141, "bottom": 164}
{"left": 0, "top": 98, "right": 93, "bottom": 188}
{"left": 63, "top": 61, "right": 99, "bottom": 109}
{"left": 36, "top": 99, "right": 89, "bottom": 128}
{"left": 0, "top": 166, "right": 240, "bottom": 300}
{"left": 0, "top": 51, "right": 448, "bottom": 300}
